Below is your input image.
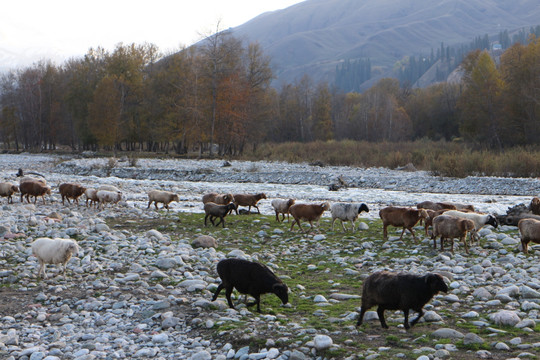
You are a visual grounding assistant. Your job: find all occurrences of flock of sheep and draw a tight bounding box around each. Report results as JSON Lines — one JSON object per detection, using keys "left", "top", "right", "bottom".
{"left": 2, "top": 172, "right": 540, "bottom": 330}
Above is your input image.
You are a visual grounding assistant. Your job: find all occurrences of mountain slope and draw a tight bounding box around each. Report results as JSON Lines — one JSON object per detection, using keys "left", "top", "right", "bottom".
{"left": 231, "top": 0, "right": 540, "bottom": 88}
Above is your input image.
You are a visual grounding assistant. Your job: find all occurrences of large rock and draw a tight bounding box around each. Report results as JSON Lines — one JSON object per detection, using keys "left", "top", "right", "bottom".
{"left": 313, "top": 334, "right": 333, "bottom": 350}
{"left": 489, "top": 310, "right": 521, "bottom": 326}
{"left": 192, "top": 235, "right": 218, "bottom": 248}
{"left": 431, "top": 328, "right": 465, "bottom": 339}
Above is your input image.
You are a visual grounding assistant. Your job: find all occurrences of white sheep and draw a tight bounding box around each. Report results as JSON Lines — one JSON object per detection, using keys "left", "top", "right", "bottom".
{"left": 96, "top": 190, "right": 122, "bottom": 209}
{"left": 271, "top": 198, "right": 295, "bottom": 222}
{"left": 443, "top": 210, "right": 498, "bottom": 243}
{"left": 147, "top": 190, "right": 179, "bottom": 211}
{"left": 31, "top": 237, "right": 80, "bottom": 278}
{"left": 330, "top": 202, "right": 370, "bottom": 231}
{"left": 18, "top": 176, "right": 46, "bottom": 185}
{"left": 0, "top": 182, "right": 19, "bottom": 204}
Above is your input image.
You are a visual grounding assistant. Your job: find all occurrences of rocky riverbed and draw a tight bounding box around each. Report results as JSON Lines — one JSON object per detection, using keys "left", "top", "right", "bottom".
{"left": 1, "top": 154, "right": 540, "bottom": 360}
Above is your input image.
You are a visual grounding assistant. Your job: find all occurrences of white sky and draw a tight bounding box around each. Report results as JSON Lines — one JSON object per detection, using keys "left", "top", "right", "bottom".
{"left": 0, "top": 0, "right": 304, "bottom": 68}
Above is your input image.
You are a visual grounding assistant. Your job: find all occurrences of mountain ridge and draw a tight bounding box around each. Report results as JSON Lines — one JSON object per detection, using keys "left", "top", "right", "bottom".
{"left": 231, "top": 0, "right": 540, "bottom": 88}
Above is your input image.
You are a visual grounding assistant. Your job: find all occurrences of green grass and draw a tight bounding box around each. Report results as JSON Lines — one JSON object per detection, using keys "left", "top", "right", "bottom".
{"left": 101, "top": 211, "right": 537, "bottom": 359}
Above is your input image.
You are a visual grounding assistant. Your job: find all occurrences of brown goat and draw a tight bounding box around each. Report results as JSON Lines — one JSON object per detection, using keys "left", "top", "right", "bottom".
{"left": 518, "top": 218, "right": 540, "bottom": 254}
{"left": 289, "top": 202, "right": 330, "bottom": 232}
{"left": 379, "top": 206, "right": 428, "bottom": 243}
{"left": 20, "top": 181, "right": 51, "bottom": 204}
{"left": 59, "top": 183, "right": 86, "bottom": 205}
{"left": 233, "top": 193, "right": 267, "bottom": 214}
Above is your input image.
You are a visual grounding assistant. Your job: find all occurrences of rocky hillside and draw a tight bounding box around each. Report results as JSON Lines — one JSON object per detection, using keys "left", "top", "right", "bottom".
{"left": 231, "top": 0, "right": 540, "bottom": 88}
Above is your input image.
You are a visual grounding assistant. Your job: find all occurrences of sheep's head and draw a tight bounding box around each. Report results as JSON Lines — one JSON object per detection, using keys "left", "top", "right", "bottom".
{"left": 68, "top": 241, "right": 80, "bottom": 255}
{"left": 419, "top": 209, "right": 429, "bottom": 219}
{"left": 260, "top": 193, "right": 267, "bottom": 199}
{"left": 11, "top": 185, "right": 19, "bottom": 193}
{"left": 460, "top": 219, "right": 475, "bottom": 232}
{"left": 486, "top": 214, "right": 498, "bottom": 228}
{"left": 172, "top": 194, "right": 180, "bottom": 202}
{"left": 359, "top": 203, "right": 369, "bottom": 213}
{"left": 425, "top": 273, "right": 448, "bottom": 294}
{"left": 287, "top": 199, "right": 296, "bottom": 207}
{"left": 273, "top": 283, "right": 289, "bottom": 305}
{"left": 224, "top": 194, "right": 234, "bottom": 203}
{"left": 321, "top": 202, "right": 331, "bottom": 211}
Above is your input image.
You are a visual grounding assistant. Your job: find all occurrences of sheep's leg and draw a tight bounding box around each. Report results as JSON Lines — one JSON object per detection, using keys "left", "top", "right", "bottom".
{"left": 522, "top": 239, "right": 529, "bottom": 254}
{"left": 290, "top": 220, "right": 297, "bottom": 231}
{"left": 399, "top": 227, "right": 406, "bottom": 241}
{"left": 224, "top": 286, "right": 235, "bottom": 309}
{"left": 247, "top": 295, "right": 262, "bottom": 312}
{"left": 383, "top": 224, "right": 388, "bottom": 240}
{"left": 331, "top": 218, "right": 336, "bottom": 230}
{"left": 211, "top": 283, "right": 224, "bottom": 301}
{"left": 255, "top": 205, "right": 260, "bottom": 214}
{"left": 450, "top": 238, "right": 454, "bottom": 253}
{"left": 341, "top": 220, "right": 347, "bottom": 232}
{"left": 407, "top": 227, "right": 418, "bottom": 243}
{"left": 275, "top": 211, "right": 280, "bottom": 222}
{"left": 154, "top": 202, "right": 158, "bottom": 210}
{"left": 440, "top": 237, "right": 445, "bottom": 251}
{"left": 38, "top": 261, "right": 46, "bottom": 279}
{"left": 376, "top": 306, "right": 389, "bottom": 329}
{"left": 204, "top": 214, "right": 210, "bottom": 226}
{"left": 351, "top": 219, "right": 356, "bottom": 232}
{"left": 356, "top": 307, "right": 367, "bottom": 326}
{"left": 147, "top": 200, "right": 151, "bottom": 209}
{"left": 403, "top": 309, "right": 411, "bottom": 329}
{"left": 461, "top": 235, "right": 469, "bottom": 254}
{"left": 410, "top": 309, "right": 424, "bottom": 327}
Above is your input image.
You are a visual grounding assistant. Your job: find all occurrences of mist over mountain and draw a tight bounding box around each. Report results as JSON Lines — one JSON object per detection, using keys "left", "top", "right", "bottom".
{"left": 231, "top": 0, "right": 540, "bottom": 89}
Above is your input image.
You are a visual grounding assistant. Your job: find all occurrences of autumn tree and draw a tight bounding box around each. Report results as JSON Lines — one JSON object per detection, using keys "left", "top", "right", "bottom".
{"left": 312, "top": 82, "right": 334, "bottom": 141}
{"left": 458, "top": 50, "right": 504, "bottom": 149}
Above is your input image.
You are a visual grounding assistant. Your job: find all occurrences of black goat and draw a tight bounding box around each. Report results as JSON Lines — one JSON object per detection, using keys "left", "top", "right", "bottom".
{"left": 211, "top": 258, "right": 289, "bottom": 312}
{"left": 356, "top": 271, "right": 448, "bottom": 329}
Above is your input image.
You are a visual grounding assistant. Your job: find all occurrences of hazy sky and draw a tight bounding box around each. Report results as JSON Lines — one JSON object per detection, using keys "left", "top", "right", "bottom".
{"left": 1, "top": 0, "right": 304, "bottom": 68}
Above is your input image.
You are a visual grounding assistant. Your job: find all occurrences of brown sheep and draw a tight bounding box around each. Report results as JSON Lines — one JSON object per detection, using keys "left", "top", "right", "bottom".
{"left": 59, "top": 183, "right": 87, "bottom": 205}
{"left": 518, "top": 218, "right": 540, "bottom": 254}
{"left": 233, "top": 193, "right": 267, "bottom": 214}
{"left": 0, "top": 182, "right": 19, "bottom": 204}
{"left": 289, "top": 202, "right": 330, "bottom": 232}
{"left": 20, "top": 181, "right": 51, "bottom": 204}
{"left": 202, "top": 192, "right": 234, "bottom": 205}
{"left": 379, "top": 206, "right": 428, "bottom": 243}
{"left": 432, "top": 215, "right": 476, "bottom": 253}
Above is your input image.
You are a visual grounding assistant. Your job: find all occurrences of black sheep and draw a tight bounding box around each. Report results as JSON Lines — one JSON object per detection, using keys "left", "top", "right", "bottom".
{"left": 211, "top": 258, "right": 289, "bottom": 312}
{"left": 356, "top": 271, "right": 448, "bottom": 329}
{"left": 204, "top": 202, "right": 237, "bottom": 227}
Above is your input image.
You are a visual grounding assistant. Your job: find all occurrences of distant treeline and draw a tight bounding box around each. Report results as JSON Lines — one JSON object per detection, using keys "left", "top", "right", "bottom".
{"left": 336, "top": 25, "right": 540, "bottom": 90}
{"left": 1, "top": 29, "right": 540, "bottom": 155}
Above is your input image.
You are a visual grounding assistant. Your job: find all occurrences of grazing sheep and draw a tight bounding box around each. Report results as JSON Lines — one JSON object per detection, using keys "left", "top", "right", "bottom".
{"left": 271, "top": 198, "right": 296, "bottom": 222}
{"left": 379, "top": 206, "right": 428, "bottom": 243}
{"left": 432, "top": 215, "right": 476, "bottom": 253}
{"left": 330, "top": 202, "right": 369, "bottom": 231}
{"left": 416, "top": 201, "right": 457, "bottom": 211}
{"left": 289, "top": 202, "right": 330, "bottom": 232}
{"left": 59, "top": 183, "right": 86, "bottom": 205}
{"left": 0, "top": 182, "right": 19, "bottom": 204}
{"left": 204, "top": 202, "right": 237, "bottom": 227}
{"left": 518, "top": 218, "right": 540, "bottom": 254}
{"left": 356, "top": 271, "right": 448, "bottom": 329}
{"left": 202, "top": 192, "right": 234, "bottom": 205}
{"left": 96, "top": 190, "right": 122, "bottom": 209}
{"left": 443, "top": 210, "right": 498, "bottom": 243}
{"left": 211, "top": 258, "right": 289, "bottom": 312}
{"left": 443, "top": 202, "right": 475, "bottom": 212}
{"left": 84, "top": 188, "right": 99, "bottom": 208}
{"left": 233, "top": 193, "right": 267, "bottom": 214}
{"left": 31, "top": 237, "right": 80, "bottom": 279}
{"left": 19, "top": 181, "right": 51, "bottom": 204}
{"left": 147, "top": 190, "right": 179, "bottom": 211}
{"left": 19, "top": 176, "right": 47, "bottom": 186}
